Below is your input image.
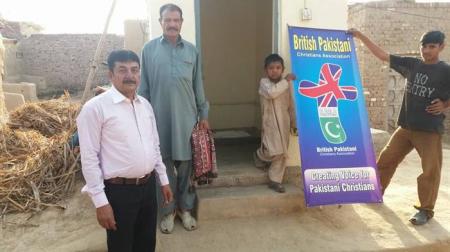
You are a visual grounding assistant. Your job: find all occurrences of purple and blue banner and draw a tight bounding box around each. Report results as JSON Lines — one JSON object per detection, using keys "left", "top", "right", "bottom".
{"left": 288, "top": 26, "right": 382, "bottom": 207}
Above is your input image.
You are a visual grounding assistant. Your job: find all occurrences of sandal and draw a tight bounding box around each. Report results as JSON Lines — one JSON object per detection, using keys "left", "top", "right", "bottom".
{"left": 268, "top": 181, "right": 286, "bottom": 193}
{"left": 409, "top": 209, "right": 432, "bottom": 225}
{"left": 160, "top": 212, "right": 176, "bottom": 234}
{"left": 177, "top": 210, "right": 197, "bottom": 231}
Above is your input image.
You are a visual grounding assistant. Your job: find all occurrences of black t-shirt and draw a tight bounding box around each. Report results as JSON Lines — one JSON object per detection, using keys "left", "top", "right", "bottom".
{"left": 390, "top": 55, "right": 450, "bottom": 134}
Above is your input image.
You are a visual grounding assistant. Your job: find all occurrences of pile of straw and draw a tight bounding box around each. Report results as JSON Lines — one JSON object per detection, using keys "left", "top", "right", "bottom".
{"left": 0, "top": 94, "right": 81, "bottom": 215}
{"left": 8, "top": 93, "right": 78, "bottom": 137}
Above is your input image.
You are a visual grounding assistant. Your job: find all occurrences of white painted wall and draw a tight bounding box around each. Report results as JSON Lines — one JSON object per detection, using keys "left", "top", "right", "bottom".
{"left": 124, "top": 20, "right": 149, "bottom": 55}
{"left": 279, "top": 0, "right": 348, "bottom": 71}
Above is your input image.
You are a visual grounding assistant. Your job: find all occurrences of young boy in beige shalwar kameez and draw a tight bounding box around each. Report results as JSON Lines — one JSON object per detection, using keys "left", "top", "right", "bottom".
{"left": 254, "top": 54, "right": 297, "bottom": 193}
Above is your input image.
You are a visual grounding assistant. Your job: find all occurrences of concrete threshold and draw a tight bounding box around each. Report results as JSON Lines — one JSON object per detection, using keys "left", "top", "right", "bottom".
{"left": 198, "top": 184, "right": 305, "bottom": 221}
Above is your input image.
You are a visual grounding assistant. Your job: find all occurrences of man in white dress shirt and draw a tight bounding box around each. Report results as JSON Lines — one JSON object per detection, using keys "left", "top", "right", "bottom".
{"left": 77, "top": 50, "right": 173, "bottom": 252}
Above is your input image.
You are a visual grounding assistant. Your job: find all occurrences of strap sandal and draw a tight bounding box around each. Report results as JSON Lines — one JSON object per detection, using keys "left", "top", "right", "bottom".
{"left": 177, "top": 210, "right": 197, "bottom": 231}
{"left": 409, "top": 209, "right": 431, "bottom": 225}
{"left": 160, "top": 212, "right": 176, "bottom": 234}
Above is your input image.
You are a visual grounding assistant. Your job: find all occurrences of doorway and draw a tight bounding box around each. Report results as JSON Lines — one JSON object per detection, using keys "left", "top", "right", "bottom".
{"left": 197, "top": 0, "right": 274, "bottom": 131}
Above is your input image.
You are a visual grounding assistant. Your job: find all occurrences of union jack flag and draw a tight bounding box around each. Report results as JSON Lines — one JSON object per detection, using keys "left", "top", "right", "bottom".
{"left": 299, "top": 63, "right": 357, "bottom": 107}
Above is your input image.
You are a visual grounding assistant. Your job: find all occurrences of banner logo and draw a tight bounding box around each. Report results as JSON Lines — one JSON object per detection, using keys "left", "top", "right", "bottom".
{"left": 299, "top": 63, "right": 358, "bottom": 144}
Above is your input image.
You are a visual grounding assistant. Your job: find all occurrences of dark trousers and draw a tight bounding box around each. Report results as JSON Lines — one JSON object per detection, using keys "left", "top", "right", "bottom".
{"left": 105, "top": 174, "right": 157, "bottom": 252}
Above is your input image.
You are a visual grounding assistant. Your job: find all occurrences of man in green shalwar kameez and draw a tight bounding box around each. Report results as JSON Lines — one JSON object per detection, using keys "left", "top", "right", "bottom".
{"left": 138, "top": 3, "right": 209, "bottom": 234}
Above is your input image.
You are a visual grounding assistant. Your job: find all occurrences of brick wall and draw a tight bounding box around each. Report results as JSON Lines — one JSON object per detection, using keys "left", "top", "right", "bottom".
{"left": 16, "top": 34, "right": 124, "bottom": 95}
{"left": 348, "top": 0, "right": 450, "bottom": 141}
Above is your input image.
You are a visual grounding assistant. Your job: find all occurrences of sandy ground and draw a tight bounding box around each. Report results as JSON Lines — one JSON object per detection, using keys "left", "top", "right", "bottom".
{"left": 1, "top": 149, "right": 450, "bottom": 252}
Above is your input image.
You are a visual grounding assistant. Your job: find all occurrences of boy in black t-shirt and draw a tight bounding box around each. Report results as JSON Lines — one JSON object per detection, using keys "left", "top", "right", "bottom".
{"left": 350, "top": 29, "right": 450, "bottom": 225}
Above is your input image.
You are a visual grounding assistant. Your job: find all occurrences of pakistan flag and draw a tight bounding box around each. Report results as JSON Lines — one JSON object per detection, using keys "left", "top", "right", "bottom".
{"left": 318, "top": 108, "right": 346, "bottom": 144}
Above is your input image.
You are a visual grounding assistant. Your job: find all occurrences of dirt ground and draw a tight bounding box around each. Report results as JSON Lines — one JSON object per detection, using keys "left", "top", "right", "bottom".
{"left": 1, "top": 148, "right": 450, "bottom": 252}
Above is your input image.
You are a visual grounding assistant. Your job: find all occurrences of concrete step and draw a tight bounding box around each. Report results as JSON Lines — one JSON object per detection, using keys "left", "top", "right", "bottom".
{"left": 210, "top": 140, "right": 302, "bottom": 187}
{"left": 203, "top": 164, "right": 301, "bottom": 188}
{"left": 197, "top": 183, "right": 305, "bottom": 221}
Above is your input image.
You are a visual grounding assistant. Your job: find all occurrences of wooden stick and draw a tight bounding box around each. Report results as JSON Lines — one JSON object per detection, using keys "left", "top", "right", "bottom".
{"left": 28, "top": 181, "right": 41, "bottom": 212}
{"left": 80, "top": 0, "right": 117, "bottom": 104}
{"left": 6, "top": 197, "right": 25, "bottom": 211}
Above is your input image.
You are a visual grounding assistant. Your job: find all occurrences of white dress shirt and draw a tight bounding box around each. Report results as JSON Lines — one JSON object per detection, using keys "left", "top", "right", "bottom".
{"left": 77, "top": 86, "right": 169, "bottom": 208}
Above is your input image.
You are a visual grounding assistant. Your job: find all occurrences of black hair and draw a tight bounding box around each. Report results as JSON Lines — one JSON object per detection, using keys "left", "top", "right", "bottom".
{"left": 107, "top": 50, "right": 140, "bottom": 71}
{"left": 159, "top": 3, "right": 183, "bottom": 20}
{"left": 264, "top": 53, "right": 285, "bottom": 69}
{"left": 420, "top": 30, "right": 445, "bottom": 45}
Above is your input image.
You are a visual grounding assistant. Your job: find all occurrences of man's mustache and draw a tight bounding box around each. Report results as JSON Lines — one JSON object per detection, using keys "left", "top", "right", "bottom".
{"left": 123, "top": 80, "right": 136, "bottom": 84}
{"left": 167, "top": 27, "right": 178, "bottom": 32}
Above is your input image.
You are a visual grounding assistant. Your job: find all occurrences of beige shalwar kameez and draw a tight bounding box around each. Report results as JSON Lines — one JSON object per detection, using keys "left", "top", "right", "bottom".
{"left": 256, "top": 77, "right": 296, "bottom": 183}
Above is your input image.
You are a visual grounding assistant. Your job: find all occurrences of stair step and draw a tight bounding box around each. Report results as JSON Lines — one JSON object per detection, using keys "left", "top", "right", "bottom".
{"left": 197, "top": 184, "right": 305, "bottom": 221}
{"left": 202, "top": 165, "right": 302, "bottom": 188}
